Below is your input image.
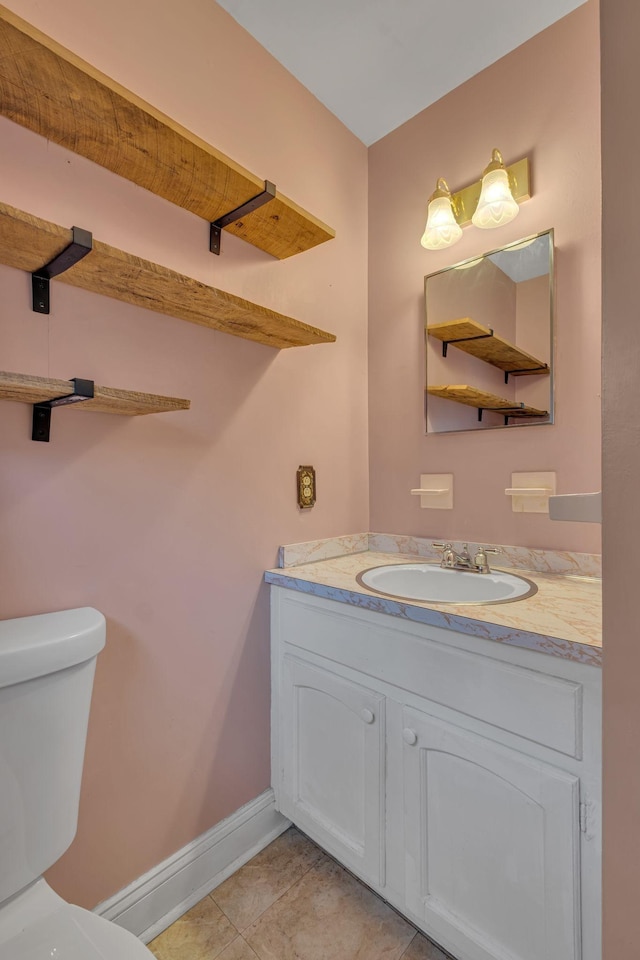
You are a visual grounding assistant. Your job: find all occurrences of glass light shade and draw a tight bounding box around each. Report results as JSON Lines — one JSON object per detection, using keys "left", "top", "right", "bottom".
{"left": 471, "top": 168, "right": 519, "bottom": 229}
{"left": 420, "top": 196, "right": 463, "bottom": 250}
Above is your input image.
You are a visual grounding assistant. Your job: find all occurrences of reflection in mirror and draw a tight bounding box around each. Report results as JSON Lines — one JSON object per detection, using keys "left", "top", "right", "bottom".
{"left": 425, "top": 230, "right": 554, "bottom": 434}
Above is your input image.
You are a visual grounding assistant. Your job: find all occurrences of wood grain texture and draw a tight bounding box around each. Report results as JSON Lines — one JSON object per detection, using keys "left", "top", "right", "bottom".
{"left": 427, "top": 384, "right": 548, "bottom": 418}
{"left": 0, "top": 5, "right": 335, "bottom": 259}
{"left": 0, "top": 371, "right": 190, "bottom": 415}
{"left": 0, "top": 202, "right": 336, "bottom": 348}
{"left": 427, "top": 318, "right": 549, "bottom": 375}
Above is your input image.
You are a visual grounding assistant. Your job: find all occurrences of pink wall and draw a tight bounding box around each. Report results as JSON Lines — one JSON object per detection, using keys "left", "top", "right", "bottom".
{"left": 0, "top": 0, "right": 369, "bottom": 907}
{"left": 514, "top": 275, "right": 552, "bottom": 412}
{"left": 600, "top": 0, "right": 640, "bottom": 953}
{"left": 368, "top": 1, "right": 601, "bottom": 553}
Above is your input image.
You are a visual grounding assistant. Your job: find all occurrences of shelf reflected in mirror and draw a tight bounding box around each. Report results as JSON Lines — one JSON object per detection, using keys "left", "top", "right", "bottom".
{"left": 425, "top": 229, "right": 554, "bottom": 434}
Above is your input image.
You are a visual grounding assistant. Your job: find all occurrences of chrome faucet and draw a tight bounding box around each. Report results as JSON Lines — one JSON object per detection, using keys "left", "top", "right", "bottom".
{"left": 432, "top": 542, "right": 501, "bottom": 574}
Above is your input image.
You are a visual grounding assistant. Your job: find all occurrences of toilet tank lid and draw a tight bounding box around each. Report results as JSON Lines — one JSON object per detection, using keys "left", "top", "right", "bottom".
{"left": 0, "top": 608, "right": 106, "bottom": 688}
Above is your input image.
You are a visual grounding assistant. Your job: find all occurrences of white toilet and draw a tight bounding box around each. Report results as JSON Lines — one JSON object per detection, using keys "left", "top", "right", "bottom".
{"left": 0, "top": 607, "right": 154, "bottom": 958}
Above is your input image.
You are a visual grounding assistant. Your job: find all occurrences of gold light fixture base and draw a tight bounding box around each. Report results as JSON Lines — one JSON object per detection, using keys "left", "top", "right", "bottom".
{"left": 452, "top": 156, "right": 530, "bottom": 227}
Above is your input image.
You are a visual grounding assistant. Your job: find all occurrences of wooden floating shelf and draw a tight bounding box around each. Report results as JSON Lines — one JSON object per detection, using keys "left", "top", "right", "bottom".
{"left": 0, "top": 371, "right": 190, "bottom": 416}
{"left": 0, "top": 202, "right": 336, "bottom": 349}
{"left": 427, "top": 318, "right": 549, "bottom": 378}
{"left": 427, "top": 385, "right": 548, "bottom": 420}
{"left": 0, "top": 5, "right": 335, "bottom": 260}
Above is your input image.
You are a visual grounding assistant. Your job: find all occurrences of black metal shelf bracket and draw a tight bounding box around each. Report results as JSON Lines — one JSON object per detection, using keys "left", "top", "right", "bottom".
{"left": 504, "top": 365, "right": 549, "bottom": 384}
{"left": 32, "top": 227, "right": 93, "bottom": 314}
{"left": 209, "top": 181, "right": 277, "bottom": 255}
{"left": 477, "top": 403, "right": 548, "bottom": 425}
{"left": 441, "top": 330, "right": 493, "bottom": 358}
{"left": 478, "top": 403, "right": 525, "bottom": 424}
{"left": 32, "top": 378, "right": 94, "bottom": 442}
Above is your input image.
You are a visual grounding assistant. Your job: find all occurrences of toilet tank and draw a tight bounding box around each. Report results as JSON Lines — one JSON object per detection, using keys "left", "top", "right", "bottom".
{"left": 0, "top": 608, "right": 106, "bottom": 904}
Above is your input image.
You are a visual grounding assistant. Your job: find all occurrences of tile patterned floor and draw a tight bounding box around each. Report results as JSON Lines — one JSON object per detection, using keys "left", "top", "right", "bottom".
{"left": 148, "top": 828, "right": 449, "bottom": 960}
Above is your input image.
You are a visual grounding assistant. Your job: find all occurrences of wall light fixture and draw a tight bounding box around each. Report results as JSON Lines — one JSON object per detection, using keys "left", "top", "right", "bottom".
{"left": 472, "top": 149, "right": 520, "bottom": 229}
{"left": 420, "top": 150, "right": 530, "bottom": 251}
{"left": 420, "top": 179, "right": 462, "bottom": 251}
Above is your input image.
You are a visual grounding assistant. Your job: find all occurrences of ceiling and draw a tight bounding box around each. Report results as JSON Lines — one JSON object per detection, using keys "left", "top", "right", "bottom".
{"left": 217, "top": 0, "right": 587, "bottom": 145}
{"left": 489, "top": 234, "right": 551, "bottom": 283}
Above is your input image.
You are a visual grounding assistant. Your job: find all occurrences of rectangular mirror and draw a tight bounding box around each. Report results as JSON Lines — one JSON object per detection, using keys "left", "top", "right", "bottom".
{"left": 425, "top": 229, "right": 554, "bottom": 434}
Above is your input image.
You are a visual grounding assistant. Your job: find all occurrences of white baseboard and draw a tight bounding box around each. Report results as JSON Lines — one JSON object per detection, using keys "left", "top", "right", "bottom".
{"left": 94, "top": 788, "right": 290, "bottom": 944}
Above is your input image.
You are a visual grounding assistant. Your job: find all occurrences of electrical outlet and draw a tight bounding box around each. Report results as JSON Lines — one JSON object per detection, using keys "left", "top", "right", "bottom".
{"left": 297, "top": 465, "right": 316, "bottom": 509}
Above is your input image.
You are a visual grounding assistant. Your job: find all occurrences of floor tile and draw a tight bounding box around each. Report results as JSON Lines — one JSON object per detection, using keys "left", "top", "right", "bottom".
{"left": 244, "top": 856, "right": 416, "bottom": 960}
{"left": 212, "top": 827, "right": 324, "bottom": 930}
{"left": 217, "top": 937, "right": 262, "bottom": 960}
{"left": 401, "top": 932, "right": 450, "bottom": 960}
{"left": 148, "top": 895, "right": 238, "bottom": 960}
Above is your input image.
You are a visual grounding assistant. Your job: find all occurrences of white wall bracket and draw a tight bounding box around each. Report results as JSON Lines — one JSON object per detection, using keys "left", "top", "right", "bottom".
{"left": 411, "top": 473, "right": 453, "bottom": 509}
{"left": 505, "top": 472, "right": 556, "bottom": 513}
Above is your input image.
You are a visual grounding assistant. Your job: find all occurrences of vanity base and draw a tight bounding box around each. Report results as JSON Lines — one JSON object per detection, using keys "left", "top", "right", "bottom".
{"left": 271, "top": 587, "right": 601, "bottom": 960}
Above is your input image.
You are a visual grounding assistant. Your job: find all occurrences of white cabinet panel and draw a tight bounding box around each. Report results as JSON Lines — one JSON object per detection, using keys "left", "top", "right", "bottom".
{"left": 403, "top": 706, "right": 580, "bottom": 960}
{"left": 279, "top": 655, "right": 385, "bottom": 886}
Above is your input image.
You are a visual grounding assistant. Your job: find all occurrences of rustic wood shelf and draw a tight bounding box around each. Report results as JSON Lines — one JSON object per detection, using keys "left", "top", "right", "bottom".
{"left": 0, "top": 371, "right": 190, "bottom": 416}
{"left": 427, "top": 318, "right": 549, "bottom": 380}
{"left": 0, "top": 5, "right": 335, "bottom": 260}
{"left": 427, "top": 385, "right": 548, "bottom": 421}
{"left": 0, "top": 202, "right": 336, "bottom": 349}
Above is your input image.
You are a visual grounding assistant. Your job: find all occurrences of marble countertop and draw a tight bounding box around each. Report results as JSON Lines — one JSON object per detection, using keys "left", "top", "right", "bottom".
{"left": 265, "top": 547, "right": 602, "bottom": 667}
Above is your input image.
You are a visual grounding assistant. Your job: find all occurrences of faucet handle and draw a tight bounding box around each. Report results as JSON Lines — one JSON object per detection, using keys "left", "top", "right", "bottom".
{"left": 432, "top": 542, "right": 454, "bottom": 567}
{"left": 473, "top": 545, "right": 501, "bottom": 573}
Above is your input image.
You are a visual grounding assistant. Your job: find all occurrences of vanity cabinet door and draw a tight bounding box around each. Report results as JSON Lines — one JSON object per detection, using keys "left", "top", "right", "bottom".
{"left": 278, "top": 655, "right": 385, "bottom": 886}
{"left": 402, "top": 706, "right": 581, "bottom": 960}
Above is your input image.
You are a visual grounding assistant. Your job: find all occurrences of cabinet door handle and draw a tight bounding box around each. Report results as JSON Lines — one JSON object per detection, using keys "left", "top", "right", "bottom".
{"left": 361, "top": 708, "right": 375, "bottom": 724}
{"left": 402, "top": 728, "right": 418, "bottom": 746}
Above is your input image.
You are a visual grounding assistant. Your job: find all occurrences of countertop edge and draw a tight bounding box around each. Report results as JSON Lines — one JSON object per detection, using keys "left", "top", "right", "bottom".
{"left": 264, "top": 569, "right": 602, "bottom": 668}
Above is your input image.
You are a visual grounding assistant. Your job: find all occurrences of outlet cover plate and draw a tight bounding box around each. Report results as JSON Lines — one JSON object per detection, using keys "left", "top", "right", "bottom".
{"left": 297, "top": 465, "right": 316, "bottom": 509}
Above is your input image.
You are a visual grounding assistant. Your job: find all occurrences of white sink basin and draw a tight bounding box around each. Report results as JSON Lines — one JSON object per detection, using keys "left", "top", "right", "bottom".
{"left": 357, "top": 563, "right": 537, "bottom": 604}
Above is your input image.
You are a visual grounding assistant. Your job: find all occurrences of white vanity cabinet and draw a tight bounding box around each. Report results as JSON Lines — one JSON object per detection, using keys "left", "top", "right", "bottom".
{"left": 271, "top": 587, "right": 602, "bottom": 960}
